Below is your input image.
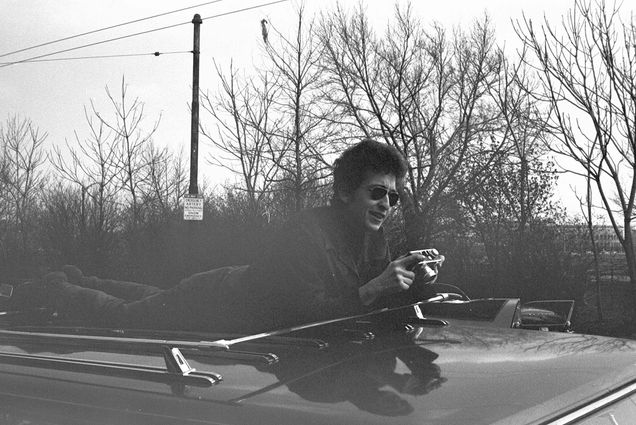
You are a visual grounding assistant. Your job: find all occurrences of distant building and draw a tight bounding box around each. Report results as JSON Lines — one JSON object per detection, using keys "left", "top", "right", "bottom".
{"left": 592, "top": 225, "right": 627, "bottom": 252}
{"left": 566, "top": 225, "right": 634, "bottom": 253}
{"left": 551, "top": 224, "right": 632, "bottom": 253}
{"left": 462, "top": 222, "right": 633, "bottom": 255}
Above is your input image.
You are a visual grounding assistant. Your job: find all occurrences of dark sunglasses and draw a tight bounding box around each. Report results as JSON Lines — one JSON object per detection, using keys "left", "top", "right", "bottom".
{"left": 368, "top": 187, "right": 400, "bottom": 206}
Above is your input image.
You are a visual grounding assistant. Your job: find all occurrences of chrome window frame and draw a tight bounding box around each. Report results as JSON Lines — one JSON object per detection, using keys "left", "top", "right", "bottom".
{"left": 549, "top": 382, "right": 636, "bottom": 424}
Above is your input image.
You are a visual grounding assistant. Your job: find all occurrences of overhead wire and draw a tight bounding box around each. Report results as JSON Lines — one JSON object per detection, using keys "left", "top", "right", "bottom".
{"left": 0, "top": 0, "right": 288, "bottom": 68}
{"left": 0, "top": 20, "right": 192, "bottom": 68}
{"left": 0, "top": 51, "right": 191, "bottom": 65}
{"left": 200, "top": 0, "right": 287, "bottom": 22}
{"left": 0, "top": 0, "right": 225, "bottom": 59}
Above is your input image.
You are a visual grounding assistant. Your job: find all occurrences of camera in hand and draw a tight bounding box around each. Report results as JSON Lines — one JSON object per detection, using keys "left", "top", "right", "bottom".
{"left": 409, "top": 249, "right": 445, "bottom": 280}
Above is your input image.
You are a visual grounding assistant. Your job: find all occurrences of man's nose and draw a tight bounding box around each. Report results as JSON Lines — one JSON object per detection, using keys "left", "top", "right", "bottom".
{"left": 377, "top": 193, "right": 390, "bottom": 209}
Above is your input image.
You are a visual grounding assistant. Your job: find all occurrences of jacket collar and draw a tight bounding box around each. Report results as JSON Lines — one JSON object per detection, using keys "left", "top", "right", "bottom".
{"left": 303, "top": 206, "right": 385, "bottom": 271}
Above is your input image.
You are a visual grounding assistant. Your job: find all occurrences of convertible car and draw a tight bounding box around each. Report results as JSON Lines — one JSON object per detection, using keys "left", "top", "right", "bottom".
{"left": 0, "top": 284, "right": 634, "bottom": 424}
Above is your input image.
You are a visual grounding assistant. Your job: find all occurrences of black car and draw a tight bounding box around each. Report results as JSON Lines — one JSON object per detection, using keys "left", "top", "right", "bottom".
{"left": 0, "top": 284, "right": 634, "bottom": 424}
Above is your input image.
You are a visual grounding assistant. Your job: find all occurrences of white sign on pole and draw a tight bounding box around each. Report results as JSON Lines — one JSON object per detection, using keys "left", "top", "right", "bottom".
{"left": 183, "top": 194, "right": 204, "bottom": 221}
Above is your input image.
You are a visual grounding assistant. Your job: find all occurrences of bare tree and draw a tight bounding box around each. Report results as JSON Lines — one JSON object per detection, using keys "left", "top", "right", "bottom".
{"left": 574, "top": 173, "right": 604, "bottom": 321}
{"left": 0, "top": 116, "right": 46, "bottom": 227}
{"left": 95, "top": 77, "right": 161, "bottom": 228}
{"left": 261, "top": 4, "right": 338, "bottom": 212}
{"left": 201, "top": 61, "right": 284, "bottom": 219}
{"left": 141, "top": 144, "right": 188, "bottom": 220}
{"left": 49, "top": 106, "right": 121, "bottom": 268}
{"left": 515, "top": 0, "right": 636, "bottom": 294}
{"left": 319, "top": 4, "right": 504, "bottom": 246}
{"left": 490, "top": 49, "right": 553, "bottom": 231}
{"left": 0, "top": 115, "right": 46, "bottom": 275}
{"left": 463, "top": 47, "right": 558, "bottom": 287}
{"left": 202, "top": 6, "right": 343, "bottom": 222}
{"left": 0, "top": 137, "right": 8, "bottom": 263}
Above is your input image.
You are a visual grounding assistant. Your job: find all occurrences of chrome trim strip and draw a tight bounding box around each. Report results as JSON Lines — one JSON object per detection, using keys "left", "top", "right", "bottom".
{"left": 208, "top": 302, "right": 434, "bottom": 347}
{"left": 0, "top": 350, "right": 221, "bottom": 387}
{"left": 197, "top": 349, "right": 279, "bottom": 365}
{"left": 254, "top": 335, "right": 329, "bottom": 350}
{"left": 548, "top": 382, "right": 636, "bottom": 424}
{"left": 0, "top": 329, "right": 230, "bottom": 350}
{"left": 2, "top": 329, "right": 279, "bottom": 365}
{"left": 407, "top": 317, "right": 449, "bottom": 327}
{"left": 1, "top": 300, "right": 448, "bottom": 350}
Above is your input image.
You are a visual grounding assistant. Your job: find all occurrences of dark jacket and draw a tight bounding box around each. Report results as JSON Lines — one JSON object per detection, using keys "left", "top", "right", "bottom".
{"left": 243, "top": 206, "right": 391, "bottom": 330}
{"left": 49, "top": 206, "right": 418, "bottom": 334}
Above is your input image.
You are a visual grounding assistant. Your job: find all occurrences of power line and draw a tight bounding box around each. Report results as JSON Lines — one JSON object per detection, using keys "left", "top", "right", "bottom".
{"left": 0, "top": 0, "right": 225, "bottom": 59}
{"left": 201, "top": 0, "right": 287, "bottom": 22}
{"left": 0, "top": 21, "right": 192, "bottom": 68}
{"left": 0, "top": 50, "right": 191, "bottom": 65}
{"left": 1, "top": 0, "right": 289, "bottom": 69}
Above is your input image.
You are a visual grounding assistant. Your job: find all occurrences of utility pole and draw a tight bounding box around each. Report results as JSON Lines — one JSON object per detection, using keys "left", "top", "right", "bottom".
{"left": 189, "top": 13, "right": 202, "bottom": 195}
{"left": 184, "top": 14, "right": 204, "bottom": 221}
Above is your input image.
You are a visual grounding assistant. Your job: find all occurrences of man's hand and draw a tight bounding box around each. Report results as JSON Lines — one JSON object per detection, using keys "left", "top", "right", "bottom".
{"left": 359, "top": 253, "right": 425, "bottom": 306}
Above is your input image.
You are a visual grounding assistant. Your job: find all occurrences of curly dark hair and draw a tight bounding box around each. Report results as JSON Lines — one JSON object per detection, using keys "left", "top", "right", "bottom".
{"left": 331, "top": 138, "right": 408, "bottom": 206}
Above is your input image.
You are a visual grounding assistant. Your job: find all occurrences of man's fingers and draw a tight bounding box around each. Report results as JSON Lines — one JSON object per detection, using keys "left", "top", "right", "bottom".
{"left": 403, "top": 270, "right": 415, "bottom": 281}
{"left": 400, "top": 274, "right": 414, "bottom": 290}
{"left": 397, "top": 253, "right": 425, "bottom": 268}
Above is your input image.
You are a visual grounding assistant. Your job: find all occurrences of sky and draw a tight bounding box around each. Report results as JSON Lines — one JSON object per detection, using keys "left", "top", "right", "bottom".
{"left": 1, "top": 0, "right": 581, "bottom": 210}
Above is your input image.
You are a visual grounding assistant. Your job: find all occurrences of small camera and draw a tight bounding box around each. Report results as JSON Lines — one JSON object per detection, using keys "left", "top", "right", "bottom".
{"left": 408, "top": 249, "right": 445, "bottom": 280}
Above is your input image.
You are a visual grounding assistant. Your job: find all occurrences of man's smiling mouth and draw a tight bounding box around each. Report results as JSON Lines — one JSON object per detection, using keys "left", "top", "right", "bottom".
{"left": 369, "top": 211, "right": 385, "bottom": 221}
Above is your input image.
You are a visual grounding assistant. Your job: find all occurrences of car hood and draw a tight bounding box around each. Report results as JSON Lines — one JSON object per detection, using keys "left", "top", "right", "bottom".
{"left": 177, "top": 323, "right": 636, "bottom": 425}
{"left": 1, "top": 305, "right": 635, "bottom": 425}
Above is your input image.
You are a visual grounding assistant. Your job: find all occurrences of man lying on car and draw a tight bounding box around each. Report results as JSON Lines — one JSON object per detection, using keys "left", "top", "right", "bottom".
{"left": 10, "top": 139, "right": 437, "bottom": 333}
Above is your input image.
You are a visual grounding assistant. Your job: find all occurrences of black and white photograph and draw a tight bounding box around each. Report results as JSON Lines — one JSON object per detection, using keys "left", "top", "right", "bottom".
{"left": 1, "top": 0, "right": 635, "bottom": 423}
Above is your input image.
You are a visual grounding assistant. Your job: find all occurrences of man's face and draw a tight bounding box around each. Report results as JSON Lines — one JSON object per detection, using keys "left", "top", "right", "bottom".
{"left": 341, "top": 172, "right": 398, "bottom": 232}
